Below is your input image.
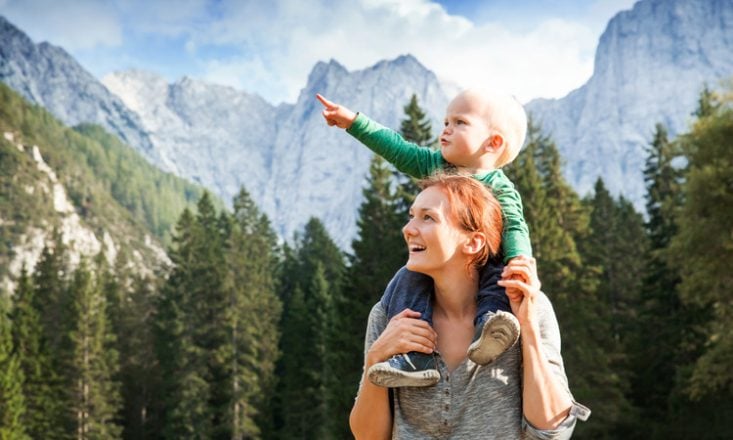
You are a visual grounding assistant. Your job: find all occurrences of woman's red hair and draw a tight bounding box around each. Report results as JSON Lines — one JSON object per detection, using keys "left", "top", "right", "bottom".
{"left": 418, "top": 173, "right": 503, "bottom": 272}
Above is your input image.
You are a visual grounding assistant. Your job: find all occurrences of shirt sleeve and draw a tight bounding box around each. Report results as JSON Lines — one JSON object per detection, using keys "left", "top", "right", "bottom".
{"left": 522, "top": 293, "right": 591, "bottom": 439}
{"left": 484, "top": 170, "right": 533, "bottom": 261}
{"left": 347, "top": 113, "right": 443, "bottom": 178}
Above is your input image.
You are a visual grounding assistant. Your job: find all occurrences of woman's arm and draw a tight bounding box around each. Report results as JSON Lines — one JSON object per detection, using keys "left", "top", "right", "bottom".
{"left": 350, "top": 307, "right": 437, "bottom": 439}
{"left": 499, "top": 257, "right": 573, "bottom": 430}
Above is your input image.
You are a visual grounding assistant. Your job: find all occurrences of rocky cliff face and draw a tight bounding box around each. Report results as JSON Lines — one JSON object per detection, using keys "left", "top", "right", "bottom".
{"left": 0, "top": 16, "right": 158, "bottom": 163}
{"left": 103, "top": 56, "right": 449, "bottom": 248}
{"left": 526, "top": 0, "right": 733, "bottom": 205}
{"left": 3, "top": 0, "right": 732, "bottom": 247}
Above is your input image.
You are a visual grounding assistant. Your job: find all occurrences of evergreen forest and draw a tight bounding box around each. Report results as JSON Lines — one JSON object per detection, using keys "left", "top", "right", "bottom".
{"left": 1, "top": 85, "right": 732, "bottom": 439}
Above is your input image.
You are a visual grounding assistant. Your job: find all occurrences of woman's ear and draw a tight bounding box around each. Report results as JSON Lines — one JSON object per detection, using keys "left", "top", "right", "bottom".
{"left": 463, "top": 232, "right": 487, "bottom": 255}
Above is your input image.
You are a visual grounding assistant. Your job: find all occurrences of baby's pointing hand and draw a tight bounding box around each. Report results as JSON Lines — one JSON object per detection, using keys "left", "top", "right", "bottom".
{"left": 316, "top": 93, "right": 357, "bottom": 129}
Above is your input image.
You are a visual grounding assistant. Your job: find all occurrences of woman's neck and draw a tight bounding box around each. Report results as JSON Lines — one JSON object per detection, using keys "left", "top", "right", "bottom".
{"left": 431, "top": 266, "right": 479, "bottom": 321}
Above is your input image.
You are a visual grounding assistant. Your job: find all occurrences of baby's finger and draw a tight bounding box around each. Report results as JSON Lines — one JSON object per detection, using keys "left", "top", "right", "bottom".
{"left": 316, "top": 93, "right": 336, "bottom": 109}
{"left": 498, "top": 278, "right": 529, "bottom": 293}
{"left": 503, "top": 265, "right": 531, "bottom": 282}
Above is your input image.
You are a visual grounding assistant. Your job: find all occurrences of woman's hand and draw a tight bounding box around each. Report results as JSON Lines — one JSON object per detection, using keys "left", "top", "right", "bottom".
{"left": 498, "top": 256, "right": 541, "bottom": 329}
{"left": 316, "top": 94, "right": 357, "bottom": 129}
{"left": 366, "top": 309, "right": 437, "bottom": 367}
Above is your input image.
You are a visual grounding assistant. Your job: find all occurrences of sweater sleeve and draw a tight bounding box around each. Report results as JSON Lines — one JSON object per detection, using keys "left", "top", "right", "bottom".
{"left": 482, "top": 170, "right": 533, "bottom": 261}
{"left": 347, "top": 113, "right": 443, "bottom": 178}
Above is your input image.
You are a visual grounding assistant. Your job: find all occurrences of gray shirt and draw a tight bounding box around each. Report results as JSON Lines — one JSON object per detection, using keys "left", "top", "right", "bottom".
{"left": 362, "top": 292, "right": 590, "bottom": 439}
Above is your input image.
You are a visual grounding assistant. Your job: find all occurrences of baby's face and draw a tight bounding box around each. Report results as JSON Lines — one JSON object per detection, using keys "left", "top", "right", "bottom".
{"left": 439, "top": 93, "right": 492, "bottom": 168}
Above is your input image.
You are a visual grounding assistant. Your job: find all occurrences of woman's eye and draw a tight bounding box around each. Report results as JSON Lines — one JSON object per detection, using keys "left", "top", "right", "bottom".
{"left": 423, "top": 215, "right": 433, "bottom": 221}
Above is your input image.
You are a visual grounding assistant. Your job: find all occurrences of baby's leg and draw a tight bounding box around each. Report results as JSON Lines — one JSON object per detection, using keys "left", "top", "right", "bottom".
{"left": 467, "top": 260, "right": 520, "bottom": 365}
{"left": 369, "top": 266, "right": 439, "bottom": 388}
{"left": 380, "top": 266, "right": 434, "bottom": 325}
{"left": 474, "top": 260, "right": 512, "bottom": 326}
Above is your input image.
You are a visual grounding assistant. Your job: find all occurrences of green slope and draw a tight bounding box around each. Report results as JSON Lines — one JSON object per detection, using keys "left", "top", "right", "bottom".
{"left": 0, "top": 81, "right": 219, "bottom": 282}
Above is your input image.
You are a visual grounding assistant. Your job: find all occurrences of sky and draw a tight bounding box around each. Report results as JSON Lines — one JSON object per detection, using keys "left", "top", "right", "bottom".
{"left": 0, "top": 0, "right": 638, "bottom": 104}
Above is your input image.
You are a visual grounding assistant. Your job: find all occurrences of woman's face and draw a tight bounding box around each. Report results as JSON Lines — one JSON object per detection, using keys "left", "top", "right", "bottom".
{"left": 402, "top": 186, "right": 471, "bottom": 276}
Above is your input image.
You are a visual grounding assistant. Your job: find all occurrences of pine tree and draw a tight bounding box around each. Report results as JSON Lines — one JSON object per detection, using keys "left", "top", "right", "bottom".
{"left": 226, "top": 188, "right": 282, "bottom": 439}
{"left": 629, "top": 123, "right": 691, "bottom": 436}
{"left": 155, "top": 208, "right": 208, "bottom": 439}
{"left": 583, "top": 179, "right": 647, "bottom": 341}
{"left": 275, "top": 218, "right": 344, "bottom": 439}
{"left": 326, "top": 154, "right": 408, "bottom": 438}
{"left": 68, "top": 260, "right": 122, "bottom": 439}
{"left": 0, "top": 293, "right": 28, "bottom": 440}
{"left": 400, "top": 94, "right": 434, "bottom": 147}
{"left": 396, "top": 93, "right": 434, "bottom": 210}
{"left": 103, "top": 250, "right": 161, "bottom": 440}
{"left": 581, "top": 179, "right": 648, "bottom": 435}
{"left": 32, "top": 231, "right": 75, "bottom": 436}
{"left": 10, "top": 267, "right": 62, "bottom": 439}
{"left": 670, "top": 88, "right": 733, "bottom": 401}
{"left": 33, "top": 231, "right": 71, "bottom": 362}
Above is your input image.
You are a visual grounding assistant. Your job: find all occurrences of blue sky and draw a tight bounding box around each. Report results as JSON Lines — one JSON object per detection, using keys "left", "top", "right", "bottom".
{"left": 0, "top": 0, "right": 637, "bottom": 104}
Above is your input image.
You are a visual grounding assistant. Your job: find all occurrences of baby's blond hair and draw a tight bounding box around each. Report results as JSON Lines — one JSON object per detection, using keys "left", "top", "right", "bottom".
{"left": 458, "top": 89, "right": 528, "bottom": 168}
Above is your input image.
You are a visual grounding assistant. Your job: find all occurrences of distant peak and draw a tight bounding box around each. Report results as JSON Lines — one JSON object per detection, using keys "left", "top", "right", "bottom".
{"left": 394, "top": 53, "right": 420, "bottom": 65}
{"left": 306, "top": 59, "right": 348, "bottom": 87}
{"left": 0, "top": 15, "right": 34, "bottom": 46}
{"left": 372, "top": 53, "right": 427, "bottom": 72}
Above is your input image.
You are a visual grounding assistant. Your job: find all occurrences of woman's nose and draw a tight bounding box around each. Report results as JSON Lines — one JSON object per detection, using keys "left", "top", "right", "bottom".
{"left": 403, "top": 220, "right": 417, "bottom": 236}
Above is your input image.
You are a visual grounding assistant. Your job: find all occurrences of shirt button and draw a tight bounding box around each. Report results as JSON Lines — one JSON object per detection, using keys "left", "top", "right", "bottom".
{"left": 444, "top": 420, "right": 448, "bottom": 426}
{"left": 445, "top": 404, "right": 449, "bottom": 410}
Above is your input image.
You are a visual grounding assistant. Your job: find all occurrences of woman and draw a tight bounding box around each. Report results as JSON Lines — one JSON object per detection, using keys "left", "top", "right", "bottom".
{"left": 350, "top": 174, "right": 589, "bottom": 439}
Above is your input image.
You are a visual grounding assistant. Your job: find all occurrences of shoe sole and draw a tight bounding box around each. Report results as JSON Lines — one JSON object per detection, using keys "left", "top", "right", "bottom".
{"left": 367, "top": 363, "right": 440, "bottom": 388}
{"left": 467, "top": 311, "right": 520, "bottom": 365}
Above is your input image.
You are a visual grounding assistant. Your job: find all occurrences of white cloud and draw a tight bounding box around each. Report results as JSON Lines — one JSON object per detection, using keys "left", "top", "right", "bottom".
{"left": 2, "top": 0, "right": 634, "bottom": 104}
{"left": 1, "top": 0, "right": 122, "bottom": 50}
{"left": 189, "top": 0, "right": 600, "bottom": 103}
{"left": 115, "top": 0, "right": 210, "bottom": 37}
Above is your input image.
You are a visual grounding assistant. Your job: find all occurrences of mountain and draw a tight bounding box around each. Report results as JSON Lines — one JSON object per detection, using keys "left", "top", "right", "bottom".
{"left": 525, "top": 0, "right": 733, "bottom": 205}
{"left": 103, "top": 56, "right": 449, "bottom": 248}
{"left": 0, "top": 15, "right": 159, "bottom": 164}
{"left": 0, "top": 81, "right": 212, "bottom": 291}
{"left": 3, "top": 0, "right": 732, "bottom": 247}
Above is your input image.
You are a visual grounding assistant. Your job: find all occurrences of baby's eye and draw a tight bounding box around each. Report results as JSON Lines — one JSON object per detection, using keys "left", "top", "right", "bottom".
{"left": 443, "top": 120, "right": 449, "bottom": 127}
{"left": 456, "top": 119, "right": 466, "bottom": 125}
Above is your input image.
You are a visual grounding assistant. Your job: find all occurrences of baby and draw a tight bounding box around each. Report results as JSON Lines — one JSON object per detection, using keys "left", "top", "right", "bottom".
{"left": 317, "top": 89, "right": 530, "bottom": 387}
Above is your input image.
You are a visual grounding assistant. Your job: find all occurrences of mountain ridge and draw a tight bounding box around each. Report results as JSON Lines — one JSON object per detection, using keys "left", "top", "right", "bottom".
{"left": 2, "top": 0, "right": 732, "bottom": 246}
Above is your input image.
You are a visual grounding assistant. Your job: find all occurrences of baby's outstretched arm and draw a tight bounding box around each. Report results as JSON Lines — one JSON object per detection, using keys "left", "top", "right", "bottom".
{"left": 316, "top": 94, "right": 357, "bottom": 129}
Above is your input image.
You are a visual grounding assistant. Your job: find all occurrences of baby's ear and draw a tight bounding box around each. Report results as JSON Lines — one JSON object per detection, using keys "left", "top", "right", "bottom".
{"left": 484, "top": 134, "right": 505, "bottom": 152}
